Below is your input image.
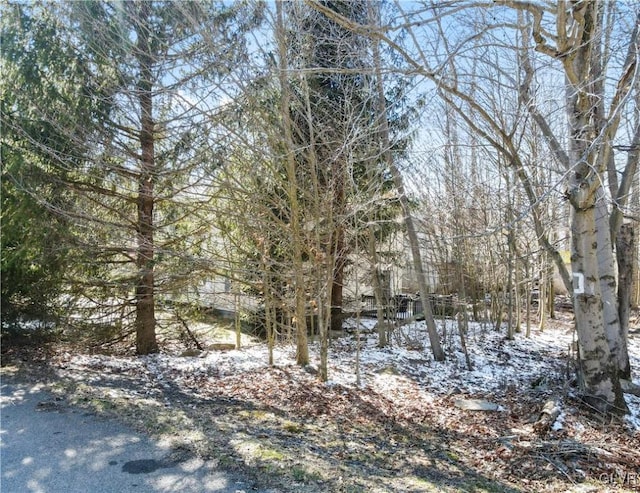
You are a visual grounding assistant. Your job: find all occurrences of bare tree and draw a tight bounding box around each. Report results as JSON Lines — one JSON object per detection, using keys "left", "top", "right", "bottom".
{"left": 307, "top": 0, "right": 638, "bottom": 412}
{"left": 309, "top": 0, "right": 446, "bottom": 361}
{"left": 275, "top": 0, "right": 309, "bottom": 365}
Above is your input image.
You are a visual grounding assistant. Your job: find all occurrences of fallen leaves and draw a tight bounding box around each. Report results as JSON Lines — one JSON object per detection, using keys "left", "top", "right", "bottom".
{"left": 3, "top": 313, "right": 639, "bottom": 492}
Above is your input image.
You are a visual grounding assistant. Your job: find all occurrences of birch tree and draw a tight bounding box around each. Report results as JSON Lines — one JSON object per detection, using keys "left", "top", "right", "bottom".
{"left": 509, "top": 0, "right": 637, "bottom": 410}
{"left": 308, "top": 0, "right": 638, "bottom": 412}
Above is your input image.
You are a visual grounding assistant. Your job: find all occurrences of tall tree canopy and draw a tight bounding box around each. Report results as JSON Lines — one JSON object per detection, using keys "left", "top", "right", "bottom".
{"left": 2, "top": 0, "right": 261, "bottom": 353}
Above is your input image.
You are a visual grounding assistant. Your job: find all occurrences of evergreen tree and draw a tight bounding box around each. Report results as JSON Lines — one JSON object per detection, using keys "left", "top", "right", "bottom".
{"left": 1, "top": 2, "right": 105, "bottom": 322}
{"left": 2, "top": 1, "right": 260, "bottom": 353}
{"left": 285, "top": 0, "right": 402, "bottom": 334}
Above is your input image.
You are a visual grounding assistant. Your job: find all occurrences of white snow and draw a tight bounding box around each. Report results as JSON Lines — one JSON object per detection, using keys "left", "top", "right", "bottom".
{"left": 61, "top": 316, "right": 640, "bottom": 432}
{"left": 552, "top": 412, "right": 566, "bottom": 431}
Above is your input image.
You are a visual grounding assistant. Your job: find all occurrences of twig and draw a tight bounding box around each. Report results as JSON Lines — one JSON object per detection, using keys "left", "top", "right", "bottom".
{"left": 175, "top": 311, "right": 204, "bottom": 350}
{"left": 93, "top": 328, "right": 135, "bottom": 348}
{"left": 537, "top": 453, "right": 576, "bottom": 484}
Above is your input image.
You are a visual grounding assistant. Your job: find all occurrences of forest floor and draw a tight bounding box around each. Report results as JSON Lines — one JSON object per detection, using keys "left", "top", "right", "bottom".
{"left": 2, "top": 311, "right": 640, "bottom": 493}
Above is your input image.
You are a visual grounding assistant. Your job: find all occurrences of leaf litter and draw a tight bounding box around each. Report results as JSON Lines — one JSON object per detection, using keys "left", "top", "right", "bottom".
{"left": 3, "top": 312, "right": 639, "bottom": 492}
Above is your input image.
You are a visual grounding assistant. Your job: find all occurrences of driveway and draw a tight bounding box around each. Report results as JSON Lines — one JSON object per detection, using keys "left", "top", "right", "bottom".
{"left": 0, "top": 380, "right": 260, "bottom": 493}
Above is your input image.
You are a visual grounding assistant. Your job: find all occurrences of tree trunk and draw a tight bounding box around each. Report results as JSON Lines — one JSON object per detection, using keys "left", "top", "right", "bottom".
{"left": 610, "top": 72, "right": 639, "bottom": 379}
{"left": 525, "top": 259, "right": 531, "bottom": 338}
{"left": 319, "top": 251, "right": 335, "bottom": 382}
{"left": 538, "top": 263, "right": 546, "bottom": 331}
{"left": 633, "top": 181, "right": 640, "bottom": 309}
{"left": 570, "top": 197, "right": 627, "bottom": 413}
{"left": 276, "top": 0, "right": 308, "bottom": 365}
{"left": 370, "top": 6, "right": 444, "bottom": 361}
{"left": 318, "top": 292, "right": 327, "bottom": 382}
{"left": 369, "top": 226, "right": 388, "bottom": 347}
{"left": 616, "top": 224, "right": 634, "bottom": 380}
{"left": 547, "top": 277, "right": 555, "bottom": 320}
{"left": 330, "top": 224, "right": 346, "bottom": 334}
{"left": 593, "top": 195, "right": 629, "bottom": 380}
{"left": 561, "top": 1, "right": 627, "bottom": 413}
{"left": 264, "top": 270, "right": 275, "bottom": 366}
{"left": 514, "top": 253, "right": 521, "bottom": 333}
{"left": 134, "top": 1, "right": 157, "bottom": 355}
{"left": 234, "top": 291, "right": 241, "bottom": 349}
{"left": 506, "top": 225, "right": 515, "bottom": 340}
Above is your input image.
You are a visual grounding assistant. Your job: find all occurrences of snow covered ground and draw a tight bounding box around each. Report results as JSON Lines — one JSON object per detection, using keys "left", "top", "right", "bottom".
{"left": 63, "top": 315, "right": 640, "bottom": 433}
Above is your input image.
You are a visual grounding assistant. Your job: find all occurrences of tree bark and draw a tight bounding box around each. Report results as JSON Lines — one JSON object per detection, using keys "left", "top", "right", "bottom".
{"left": 370, "top": 3, "right": 444, "bottom": 361}
{"left": 538, "top": 260, "right": 546, "bottom": 331}
{"left": 570, "top": 196, "right": 626, "bottom": 413}
{"left": 368, "top": 226, "right": 388, "bottom": 347}
{"left": 276, "top": 0, "right": 308, "bottom": 366}
{"left": 134, "top": 1, "right": 158, "bottom": 355}
{"left": 616, "top": 224, "right": 634, "bottom": 380}
{"left": 330, "top": 218, "right": 346, "bottom": 334}
{"left": 594, "top": 195, "right": 629, "bottom": 381}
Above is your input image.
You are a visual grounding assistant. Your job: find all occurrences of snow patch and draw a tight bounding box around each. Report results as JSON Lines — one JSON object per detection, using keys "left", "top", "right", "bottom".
{"left": 60, "top": 316, "right": 640, "bottom": 428}
{"left": 552, "top": 412, "right": 566, "bottom": 431}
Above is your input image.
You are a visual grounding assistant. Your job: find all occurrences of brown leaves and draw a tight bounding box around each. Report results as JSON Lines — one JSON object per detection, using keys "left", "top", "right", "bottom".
{"left": 188, "top": 366, "right": 419, "bottom": 427}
